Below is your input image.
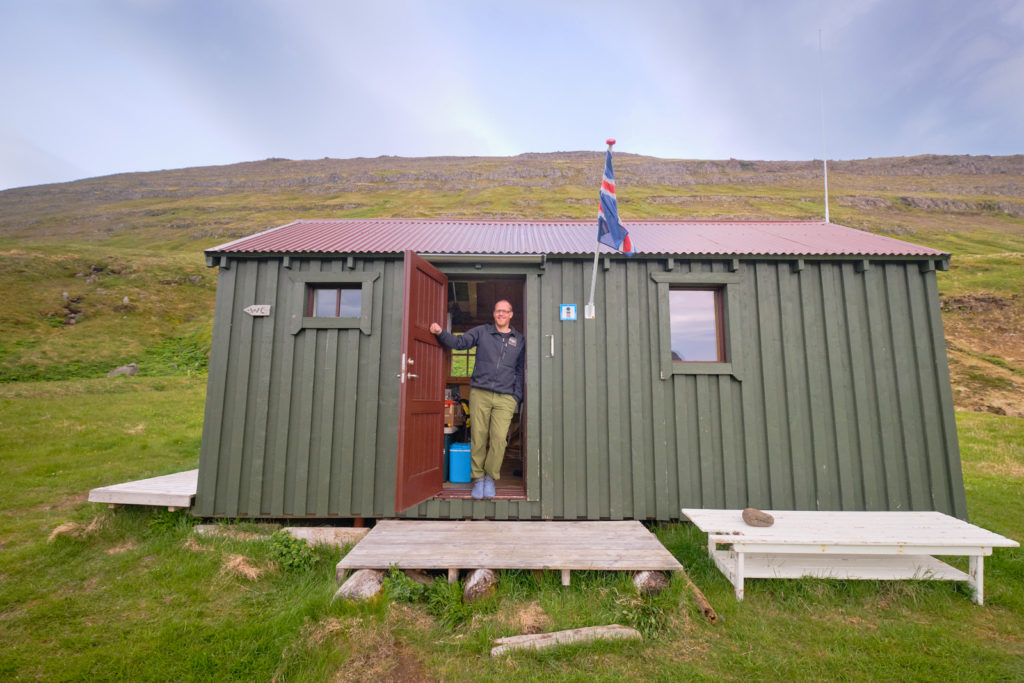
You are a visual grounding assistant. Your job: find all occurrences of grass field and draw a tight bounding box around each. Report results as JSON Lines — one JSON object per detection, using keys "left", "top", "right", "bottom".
{"left": 0, "top": 376, "right": 1021, "bottom": 681}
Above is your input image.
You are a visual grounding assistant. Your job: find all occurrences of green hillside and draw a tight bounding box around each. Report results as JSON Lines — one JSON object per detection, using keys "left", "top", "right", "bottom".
{"left": 1, "top": 152, "right": 1021, "bottom": 414}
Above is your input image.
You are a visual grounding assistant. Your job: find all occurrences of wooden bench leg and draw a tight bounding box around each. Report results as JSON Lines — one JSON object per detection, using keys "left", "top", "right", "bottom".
{"left": 735, "top": 551, "right": 745, "bottom": 601}
{"left": 969, "top": 555, "right": 984, "bottom": 605}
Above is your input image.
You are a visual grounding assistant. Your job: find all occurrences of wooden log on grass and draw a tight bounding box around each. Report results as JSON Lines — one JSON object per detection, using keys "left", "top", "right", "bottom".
{"left": 676, "top": 569, "right": 719, "bottom": 623}
{"left": 490, "top": 624, "right": 641, "bottom": 657}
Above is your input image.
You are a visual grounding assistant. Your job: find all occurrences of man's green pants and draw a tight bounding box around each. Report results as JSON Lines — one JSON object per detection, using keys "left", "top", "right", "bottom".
{"left": 468, "top": 387, "right": 517, "bottom": 480}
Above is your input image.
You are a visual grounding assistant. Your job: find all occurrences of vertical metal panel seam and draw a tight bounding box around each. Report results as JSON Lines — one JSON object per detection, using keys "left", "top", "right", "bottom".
{"left": 883, "top": 264, "right": 917, "bottom": 508}
{"left": 758, "top": 263, "right": 787, "bottom": 508}
{"left": 893, "top": 265, "right": 930, "bottom": 509}
{"left": 246, "top": 260, "right": 278, "bottom": 516}
{"left": 865, "top": 267, "right": 903, "bottom": 509}
{"left": 802, "top": 264, "right": 836, "bottom": 509}
{"left": 223, "top": 261, "right": 257, "bottom": 516}
{"left": 739, "top": 262, "right": 768, "bottom": 507}
{"left": 196, "top": 264, "right": 237, "bottom": 516}
{"left": 582, "top": 261, "right": 602, "bottom": 519}
{"left": 525, "top": 273, "right": 542, "bottom": 505}
{"left": 847, "top": 265, "right": 883, "bottom": 509}
{"left": 626, "top": 263, "right": 647, "bottom": 518}
{"left": 368, "top": 258, "right": 399, "bottom": 516}
{"left": 313, "top": 328, "right": 338, "bottom": 516}
{"left": 648, "top": 261, "right": 672, "bottom": 520}
{"left": 820, "top": 264, "right": 859, "bottom": 509}
{"left": 907, "top": 269, "right": 948, "bottom": 513}
{"left": 605, "top": 263, "right": 625, "bottom": 520}
{"left": 539, "top": 265, "right": 556, "bottom": 518}
{"left": 923, "top": 270, "right": 968, "bottom": 518}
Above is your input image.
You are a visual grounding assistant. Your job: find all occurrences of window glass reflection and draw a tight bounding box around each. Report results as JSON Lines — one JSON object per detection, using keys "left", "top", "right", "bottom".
{"left": 314, "top": 288, "right": 338, "bottom": 317}
{"left": 669, "top": 289, "right": 719, "bottom": 362}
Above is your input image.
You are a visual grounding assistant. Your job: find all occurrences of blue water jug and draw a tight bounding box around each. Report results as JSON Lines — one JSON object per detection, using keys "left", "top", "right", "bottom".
{"left": 448, "top": 443, "right": 472, "bottom": 483}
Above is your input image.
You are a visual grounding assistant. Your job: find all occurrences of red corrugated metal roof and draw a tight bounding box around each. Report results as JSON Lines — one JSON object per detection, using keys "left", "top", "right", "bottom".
{"left": 207, "top": 219, "right": 947, "bottom": 258}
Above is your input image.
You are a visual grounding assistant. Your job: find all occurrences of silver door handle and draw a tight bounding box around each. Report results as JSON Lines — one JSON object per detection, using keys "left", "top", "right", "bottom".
{"left": 407, "top": 373, "right": 419, "bottom": 379}
{"left": 546, "top": 334, "right": 555, "bottom": 358}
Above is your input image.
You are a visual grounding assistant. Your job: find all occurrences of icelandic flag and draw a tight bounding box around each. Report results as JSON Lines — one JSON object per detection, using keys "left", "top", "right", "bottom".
{"left": 597, "top": 147, "right": 634, "bottom": 255}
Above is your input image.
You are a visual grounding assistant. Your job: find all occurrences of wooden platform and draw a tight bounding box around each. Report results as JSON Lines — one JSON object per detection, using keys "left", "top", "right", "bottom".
{"left": 337, "top": 520, "right": 683, "bottom": 585}
{"left": 88, "top": 469, "right": 198, "bottom": 511}
{"left": 683, "top": 509, "right": 1020, "bottom": 604}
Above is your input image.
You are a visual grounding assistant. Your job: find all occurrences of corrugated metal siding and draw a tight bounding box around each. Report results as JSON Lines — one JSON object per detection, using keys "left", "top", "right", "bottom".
{"left": 196, "top": 254, "right": 966, "bottom": 520}
{"left": 206, "top": 219, "right": 948, "bottom": 258}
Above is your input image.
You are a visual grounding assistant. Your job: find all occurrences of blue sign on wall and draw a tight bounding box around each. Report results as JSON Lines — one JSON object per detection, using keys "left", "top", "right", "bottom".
{"left": 560, "top": 304, "right": 577, "bottom": 321}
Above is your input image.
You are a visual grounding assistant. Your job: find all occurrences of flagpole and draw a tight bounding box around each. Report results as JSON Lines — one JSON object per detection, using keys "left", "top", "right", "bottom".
{"left": 586, "top": 139, "right": 615, "bottom": 320}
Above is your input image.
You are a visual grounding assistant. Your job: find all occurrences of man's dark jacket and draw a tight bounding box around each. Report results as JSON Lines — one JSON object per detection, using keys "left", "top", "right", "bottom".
{"left": 435, "top": 324, "right": 524, "bottom": 403}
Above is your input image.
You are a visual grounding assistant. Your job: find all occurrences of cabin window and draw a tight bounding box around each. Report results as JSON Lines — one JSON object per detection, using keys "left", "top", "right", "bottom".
{"left": 669, "top": 288, "right": 724, "bottom": 362}
{"left": 309, "top": 285, "right": 362, "bottom": 318}
{"left": 286, "top": 269, "right": 380, "bottom": 335}
{"left": 650, "top": 270, "right": 741, "bottom": 378}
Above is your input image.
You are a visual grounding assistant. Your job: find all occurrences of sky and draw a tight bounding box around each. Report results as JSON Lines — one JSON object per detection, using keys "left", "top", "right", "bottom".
{"left": 2, "top": 0, "right": 1023, "bottom": 190}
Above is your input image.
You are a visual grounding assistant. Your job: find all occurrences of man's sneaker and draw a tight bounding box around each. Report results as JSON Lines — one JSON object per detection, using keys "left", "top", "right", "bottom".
{"left": 471, "top": 478, "right": 485, "bottom": 500}
{"left": 483, "top": 475, "right": 496, "bottom": 499}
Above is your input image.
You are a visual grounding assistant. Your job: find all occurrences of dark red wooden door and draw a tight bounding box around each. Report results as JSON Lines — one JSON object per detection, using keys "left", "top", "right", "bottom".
{"left": 394, "top": 251, "right": 448, "bottom": 512}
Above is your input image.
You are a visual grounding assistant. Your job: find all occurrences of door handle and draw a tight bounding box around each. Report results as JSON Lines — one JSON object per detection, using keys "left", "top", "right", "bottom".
{"left": 546, "top": 334, "right": 555, "bottom": 358}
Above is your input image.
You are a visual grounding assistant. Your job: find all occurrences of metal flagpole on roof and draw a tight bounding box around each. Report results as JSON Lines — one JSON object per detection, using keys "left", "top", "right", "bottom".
{"left": 819, "top": 28, "right": 830, "bottom": 223}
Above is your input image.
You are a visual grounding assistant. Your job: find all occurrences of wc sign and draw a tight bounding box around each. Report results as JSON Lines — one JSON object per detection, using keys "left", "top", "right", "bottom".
{"left": 559, "top": 304, "right": 577, "bottom": 321}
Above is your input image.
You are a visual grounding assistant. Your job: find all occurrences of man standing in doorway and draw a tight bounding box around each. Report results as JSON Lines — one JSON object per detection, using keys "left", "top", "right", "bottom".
{"left": 429, "top": 300, "right": 524, "bottom": 499}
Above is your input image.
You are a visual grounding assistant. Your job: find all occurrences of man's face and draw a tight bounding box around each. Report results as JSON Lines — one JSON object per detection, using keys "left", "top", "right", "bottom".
{"left": 493, "top": 302, "right": 513, "bottom": 326}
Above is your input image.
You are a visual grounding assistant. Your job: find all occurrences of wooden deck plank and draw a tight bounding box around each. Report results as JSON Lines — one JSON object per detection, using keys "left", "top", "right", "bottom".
{"left": 337, "top": 520, "right": 683, "bottom": 572}
{"left": 88, "top": 470, "right": 198, "bottom": 508}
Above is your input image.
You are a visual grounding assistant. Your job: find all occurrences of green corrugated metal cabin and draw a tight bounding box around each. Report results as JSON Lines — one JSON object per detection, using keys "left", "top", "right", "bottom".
{"left": 195, "top": 219, "right": 967, "bottom": 521}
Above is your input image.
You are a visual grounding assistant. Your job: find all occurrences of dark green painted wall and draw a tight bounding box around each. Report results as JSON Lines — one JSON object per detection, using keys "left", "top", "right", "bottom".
{"left": 195, "top": 253, "right": 967, "bottom": 521}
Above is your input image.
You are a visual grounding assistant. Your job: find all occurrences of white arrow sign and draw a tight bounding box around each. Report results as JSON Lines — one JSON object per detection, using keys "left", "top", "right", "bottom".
{"left": 243, "top": 304, "right": 271, "bottom": 317}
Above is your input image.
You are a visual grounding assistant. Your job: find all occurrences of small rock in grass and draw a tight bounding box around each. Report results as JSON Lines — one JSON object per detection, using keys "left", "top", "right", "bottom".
{"left": 633, "top": 570, "right": 669, "bottom": 595}
{"left": 742, "top": 507, "right": 774, "bottom": 527}
{"left": 463, "top": 568, "right": 498, "bottom": 603}
{"left": 107, "top": 363, "right": 139, "bottom": 377}
{"left": 333, "top": 568, "right": 384, "bottom": 601}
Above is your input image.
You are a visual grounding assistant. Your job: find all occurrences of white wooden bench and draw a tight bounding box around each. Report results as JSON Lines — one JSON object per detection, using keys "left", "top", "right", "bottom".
{"left": 682, "top": 509, "right": 1019, "bottom": 604}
